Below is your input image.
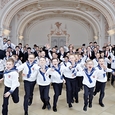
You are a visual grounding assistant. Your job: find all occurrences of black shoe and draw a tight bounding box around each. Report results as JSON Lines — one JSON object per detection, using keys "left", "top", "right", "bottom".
{"left": 93, "top": 92, "right": 96, "bottom": 96}
{"left": 42, "top": 104, "right": 46, "bottom": 109}
{"left": 81, "top": 87, "right": 83, "bottom": 90}
{"left": 83, "top": 106, "right": 87, "bottom": 111}
{"left": 53, "top": 106, "right": 57, "bottom": 112}
{"left": 111, "top": 82, "right": 114, "bottom": 86}
{"left": 68, "top": 103, "right": 72, "bottom": 108}
{"left": 28, "top": 98, "right": 32, "bottom": 106}
{"left": 107, "top": 79, "right": 110, "bottom": 81}
{"left": 89, "top": 103, "right": 92, "bottom": 108}
{"left": 28, "top": 102, "right": 32, "bottom": 106}
{"left": 75, "top": 100, "right": 79, "bottom": 103}
{"left": 47, "top": 103, "right": 51, "bottom": 110}
{"left": 99, "top": 103, "right": 104, "bottom": 107}
{"left": 24, "top": 111, "right": 28, "bottom": 115}
{"left": 71, "top": 99, "right": 74, "bottom": 103}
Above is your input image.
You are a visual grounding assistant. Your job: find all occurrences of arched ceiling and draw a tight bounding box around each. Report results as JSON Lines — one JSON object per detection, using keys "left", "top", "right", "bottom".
{"left": 17, "top": 8, "right": 100, "bottom": 36}
{"left": 0, "top": 0, "right": 115, "bottom": 36}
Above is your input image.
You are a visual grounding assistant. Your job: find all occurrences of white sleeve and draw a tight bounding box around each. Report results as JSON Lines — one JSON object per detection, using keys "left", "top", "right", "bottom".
{"left": 106, "top": 68, "right": 113, "bottom": 73}
{"left": 0, "top": 37, "right": 3, "bottom": 50}
{"left": 64, "top": 45, "right": 69, "bottom": 52}
{"left": 105, "top": 58, "right": 110, "bottom": 64}
{"left": 3, "top": 44, "right": 7, "bottom": 50}
{"left": 110, "top": 52, "right": 114, "bottom": 59}
{"left": 11, "top": 43, "right": 16, "bottom": 50}
{"left": 17, "top": 63, "right": 25, "bottom": 72}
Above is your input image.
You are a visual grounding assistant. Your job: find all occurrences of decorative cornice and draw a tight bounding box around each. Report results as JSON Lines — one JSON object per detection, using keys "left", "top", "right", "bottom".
{"left": 47, "top": 22, "right": 70, "bottom": 43}
{"left": 1, "top": 0, "right": 115, "bottom": 29}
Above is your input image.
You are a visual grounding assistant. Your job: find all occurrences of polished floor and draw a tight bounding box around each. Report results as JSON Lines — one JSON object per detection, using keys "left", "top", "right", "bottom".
{"left": 0, "top": 81, "right": 115, "bottom": 115}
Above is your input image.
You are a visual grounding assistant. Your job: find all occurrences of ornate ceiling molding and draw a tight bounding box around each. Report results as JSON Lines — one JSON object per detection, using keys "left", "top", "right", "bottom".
{"left": 0, "top": 0, "right": 115, "bottom": 29}
{"left": 16, "top": 9, "right": 100, "bottom": 39}
{"left": 26, "top": 16, "right": 92, "bottom": 43}
{"left": 0, "top": 0, "right": 10, "bottom": 9}
{"left": 107, "top": 0, "right": 115, "bottom": 8}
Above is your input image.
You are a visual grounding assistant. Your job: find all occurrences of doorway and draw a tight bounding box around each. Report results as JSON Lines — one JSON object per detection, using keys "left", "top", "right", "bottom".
{"left": 51, "top": 36, "right": 66, "bottom": 48}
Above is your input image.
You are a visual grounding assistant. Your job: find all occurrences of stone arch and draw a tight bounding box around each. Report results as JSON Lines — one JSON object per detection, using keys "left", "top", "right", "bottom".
{"left": 1, "top": 0, "right": 115, "bottom": 30}
{"left": 26, "top": 18, "right": 93, "bottom": 44}
{"left": 16, "top": 9, "right": 101, "bottom": 38}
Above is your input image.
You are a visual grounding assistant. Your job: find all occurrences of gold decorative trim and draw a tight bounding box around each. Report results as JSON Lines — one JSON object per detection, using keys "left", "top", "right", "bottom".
{"left": 47, "top": 22, "right": 70, "bottom": 44}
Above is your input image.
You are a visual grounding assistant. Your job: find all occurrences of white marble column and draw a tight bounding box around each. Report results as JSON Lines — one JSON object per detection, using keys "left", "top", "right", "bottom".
{"left": 0, "top": 36, "right": 3, "bottom": 50}
{"left": 108, "top": 36, "right": 111, "bottom": 43}
{"left": 0, "top": 27, "right": 3, "bottom": 36}
{"left": 0, "top": 28, "right": 3, "bottom": 49}
{"left": 97, "top": 33, "right": 102, "bottom": 48}
{"left": 110, "top": 34, "right": 115, "bottom": 45}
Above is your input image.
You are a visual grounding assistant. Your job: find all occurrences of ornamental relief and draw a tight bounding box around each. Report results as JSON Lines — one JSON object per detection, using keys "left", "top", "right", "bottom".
{"left": 15, "top": 2, "right": 102, "bottom": 24}
{"left": 0, "top": 0, "right": 10, "bottom": 9}
{"left": 16, "top": 4, "right": 40, "bottom": 21}
{"left": 107, "top": 0, "right": 115, "bottom": 8}
{"left": 79, "top": 4, "right": 101, "bottom": 22}
{"left": 26, "top": 14, "right": 91, "bottom": 31}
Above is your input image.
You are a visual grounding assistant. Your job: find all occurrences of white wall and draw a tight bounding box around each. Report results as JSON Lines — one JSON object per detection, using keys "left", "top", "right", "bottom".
{"left": 24, "top": 19, "right": 94, "bottom": 48}
{"left": 9, "top": 15, "right": 18, "bottom": 45}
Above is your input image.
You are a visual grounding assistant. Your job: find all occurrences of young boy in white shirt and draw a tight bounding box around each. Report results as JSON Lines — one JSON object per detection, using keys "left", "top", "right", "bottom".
{"left": 36, "top": 57, "right": 51, "bottom": 110}
{"left": 82, "top": 60, "right": 98, "bottom": 111}
{"left": 0, "top": 58, "right": 5, "bottom": 79}
{"left": 0, "top": 58, "right": 20, "bottom": 115}
{"left": 94, "top": 58, "right": 115, "bottom": 107}
{"left": 17, "top": 54, "right": 38, "bottom": 115}
{"left": 63, "top": 54, "right": 79, "bottom": 108}
{"left": 49, "top": 58, "right": 64, "bottom": 112}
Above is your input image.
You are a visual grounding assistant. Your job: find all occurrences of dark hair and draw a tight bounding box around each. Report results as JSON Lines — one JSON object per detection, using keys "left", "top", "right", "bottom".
{"left": 18, "top": 43, "right": 22, "bottom": 45}
{"left": 3, "top": 38, "right": 7, "bottom": 40}
{"left": 7, "top": 46, "right": 12, "bottom": 49}
{"left": 7, "top": 40, "right": 11, "bottom": 42}
{"left": 82, "top": 44, "right": 85, "bottom": 46}
{"left": 15, "top": 46, "right": 19, "bottom": 48}
{"left": 64, "top": 56, "right": 69, "bottom": 59}
{"left": 27, "top": 47, "right": 31, "bottom": 50}
{"left": 100, "top": 51, "right": 104, "bottom": 54}
{"left": 34, "top": 44, "right": 37, "bottom": 47}
{"left": 89, "top": 42, "right": 92, "bottom": 44}
{"left": 94, "top": 42, "right": 97, "bottom": 44}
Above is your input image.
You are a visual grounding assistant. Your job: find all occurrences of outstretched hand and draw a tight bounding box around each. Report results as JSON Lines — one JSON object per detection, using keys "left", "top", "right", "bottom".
{"left": 4, "top": 92, "right": 10, "bottom": 97}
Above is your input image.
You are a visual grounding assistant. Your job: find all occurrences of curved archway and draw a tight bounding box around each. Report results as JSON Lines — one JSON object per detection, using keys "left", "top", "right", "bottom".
{"left": 17, "top": 9, "right": 101, "bottom": 38}
{"left": 1, "top": 0, "right": 115, "bottom": 29}
{"left": 26, "top": 18, "right": 92, "bottom": 45}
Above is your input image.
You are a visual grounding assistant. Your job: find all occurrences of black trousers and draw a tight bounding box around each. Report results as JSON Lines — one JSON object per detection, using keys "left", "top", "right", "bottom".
{"left": 94, "top": 81, "right": 106, "bottom": 103}
{"left": 76, "top": 76, "right": 83, "bottom": 91}
{"left": 52, "top": 83, "right": 63, "bottom": 107}
{"left": 65, "top": 77, "right": 78, "bottom": 104}
{"left": 83, "top": 85, "right": 94, "bottom": 106}
{"left": 107, "top": 63, "right": 111, "bottom": 81}
{"left": 111, "top": 69, "right": 115, "bottom": 85}
{"left": 23, "top": 80, "right": 36, "bottom": 112}
{"left": 2, "top": 86, "right": 19, "bottom": 115}
{"left": 0, "top": 71, "right": 3, "bottom": 79}
{"left": 39, "top": 85, "right": 50, "bottom": 105}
